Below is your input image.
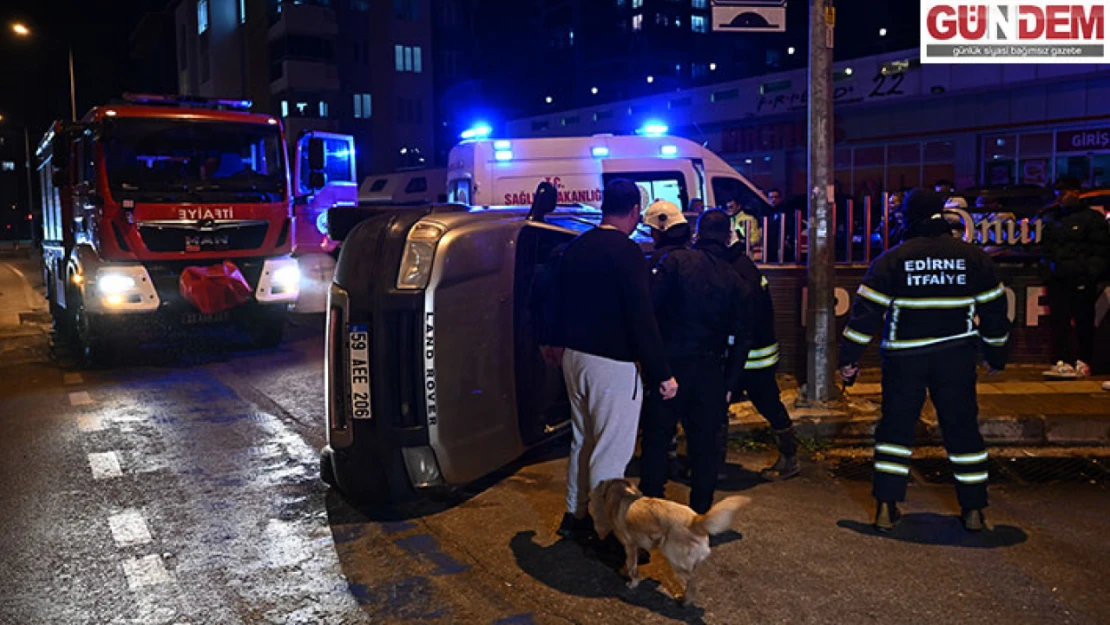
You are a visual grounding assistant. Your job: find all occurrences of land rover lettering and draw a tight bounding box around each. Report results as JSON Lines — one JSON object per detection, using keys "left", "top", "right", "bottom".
{"left": 424, "top": 312, "right": 437, "bottom": 427}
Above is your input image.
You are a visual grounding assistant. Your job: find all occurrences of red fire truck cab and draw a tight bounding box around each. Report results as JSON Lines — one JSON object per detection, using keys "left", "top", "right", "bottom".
{"left": 37, "top": 94, "right": 302, "bottom": 364}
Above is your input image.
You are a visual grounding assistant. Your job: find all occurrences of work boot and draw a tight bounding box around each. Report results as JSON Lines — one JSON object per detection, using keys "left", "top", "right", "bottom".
{"left": 874, "top": 501, "right": 902, "bottom": 533}
{"left": 760, "top": 427, "right": 800, "bottom": 481}
{"left": 960, "top": 508, "right": 987, "bottom": 532}
{"left": 557, "top": 513, "right": 594, "bottom": 541}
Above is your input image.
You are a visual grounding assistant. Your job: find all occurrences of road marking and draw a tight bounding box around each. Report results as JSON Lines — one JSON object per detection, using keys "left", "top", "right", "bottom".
{"left": 63, "top": 373, "right": 84, "bottom": 385}
{"left": 69, "top": 391, "right": 94, "bottom": 406}
{"left": 121, "top": 554, "right": 172, "bottom": 590}
{"left": 88, "top": 452, "right": 123, "bottom": 479}
{"left": 109, "top": 510, "right": 153, "bottom": 547}
{"left": 77, "top": 416, "right": 104, "bottom": 432}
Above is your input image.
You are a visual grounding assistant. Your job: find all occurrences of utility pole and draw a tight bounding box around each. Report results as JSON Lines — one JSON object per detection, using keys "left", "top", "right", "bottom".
{"left": 804, "top": 0, "right": 836, "bottom": 404}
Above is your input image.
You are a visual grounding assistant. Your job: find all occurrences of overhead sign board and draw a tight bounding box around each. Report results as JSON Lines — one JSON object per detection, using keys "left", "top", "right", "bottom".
{"left": 712, "top": 0, "right": 787, "bottom": 33}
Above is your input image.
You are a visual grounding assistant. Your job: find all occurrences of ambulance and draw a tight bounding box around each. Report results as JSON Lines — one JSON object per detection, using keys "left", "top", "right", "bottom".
{"left": 445, "top": 132, "right": 771, "bottom": 216}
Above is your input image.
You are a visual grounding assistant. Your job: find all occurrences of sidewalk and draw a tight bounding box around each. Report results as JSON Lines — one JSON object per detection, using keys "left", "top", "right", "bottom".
{"left": 0, "top": 249, "right": 51, "bottom": 367}
{"left": 729, "top": 367, "right": 1110, "bottom": 447}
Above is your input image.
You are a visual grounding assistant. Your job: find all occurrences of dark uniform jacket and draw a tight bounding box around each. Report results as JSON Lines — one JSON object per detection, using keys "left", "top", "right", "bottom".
{"left": 727, "top": 248, "right": 780, "bottom": 372}
{"left": 838, "top": 218, "right": 1010, "bottom": 370}
{"left": 651, "top": 239, "right": 752, "bottom": 390}
{"left": 1038, "top": 200, "right": 1110, "bottom": 285}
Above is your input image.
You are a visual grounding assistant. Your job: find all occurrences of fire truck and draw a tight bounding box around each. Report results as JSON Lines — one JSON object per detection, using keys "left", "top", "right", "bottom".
{"left": 37, "top": 94, "right": 307, "bottom": 365}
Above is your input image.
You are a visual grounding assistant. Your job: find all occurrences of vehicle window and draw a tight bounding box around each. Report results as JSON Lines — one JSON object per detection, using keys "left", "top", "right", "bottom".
{"left": 449, "top": 178, "right": 471, "bottom": 204}
{"left": 405, "top": 177, "right": 427, "bottom": 194}
{"left": 712, "top": 176, "right": 769, "bottom": 216}
{"left": 369, "top": 178, "right": 388, "bottom": 192}
{"left": 103, "top": 118, "right": 285, "bottom": 201}
{"left": 602, "top": 170, "right": 688, "bottom": 213}
{"left": 299, "top": 136, "right": 354, "bottom": 193}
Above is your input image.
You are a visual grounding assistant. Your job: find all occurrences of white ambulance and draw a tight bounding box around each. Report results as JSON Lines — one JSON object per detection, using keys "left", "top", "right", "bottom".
{"left": 445, "top": 133, "right": 771, "bottom": 215}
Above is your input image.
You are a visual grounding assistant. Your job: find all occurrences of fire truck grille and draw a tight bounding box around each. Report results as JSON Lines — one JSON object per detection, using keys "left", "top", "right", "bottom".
{"left": 138, "top": 222, "right": 269, "bottom": 253}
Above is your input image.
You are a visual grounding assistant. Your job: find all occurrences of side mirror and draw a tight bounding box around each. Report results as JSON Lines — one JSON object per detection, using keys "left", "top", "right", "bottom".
{"left": 308, "top": 137, "right": 325, "bottom": 172}
{"left": 309, "top": 171, "right": 326, "bottom": 190}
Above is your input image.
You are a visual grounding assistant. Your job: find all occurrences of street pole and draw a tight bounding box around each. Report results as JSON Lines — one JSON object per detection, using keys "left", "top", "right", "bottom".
{"left": 23, "top": 126, "right": 36, "bottom": 245}
{"left": 804, "top": 0, "right": 837, "bottom": 404}
{"left": 68, "top": 45, "right": 76, "bottom": 122}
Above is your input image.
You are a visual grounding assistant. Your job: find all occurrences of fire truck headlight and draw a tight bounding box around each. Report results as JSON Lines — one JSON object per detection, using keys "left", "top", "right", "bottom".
{"left": 397, "top": 222, "right": 446, "bottom": 290}
{"left": 97, "top": 273, "right": 137, "bottom": 294}
{"left": 272, "top": 265, "right": 301, "bottom": 293}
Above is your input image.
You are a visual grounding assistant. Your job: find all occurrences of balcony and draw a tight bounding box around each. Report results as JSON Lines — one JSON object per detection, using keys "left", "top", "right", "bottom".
{"left": 270, "top": 60, "right": 340, "bottom": 93}
{"left": 268, "top": 2, "right": 338, "bottom": 41}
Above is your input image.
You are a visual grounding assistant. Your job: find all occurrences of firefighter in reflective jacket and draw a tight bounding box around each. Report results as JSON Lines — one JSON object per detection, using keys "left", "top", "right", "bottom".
{"left": 837, "top": 189, "right": 1010, "bottom": 533}
{"left": 727, "top": 247, "right": 800, "bottom": 481}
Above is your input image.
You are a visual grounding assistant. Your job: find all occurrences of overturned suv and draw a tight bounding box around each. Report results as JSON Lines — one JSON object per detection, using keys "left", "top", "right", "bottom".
{"left": 320, "top": 187, "right": 653, "bottom": 503}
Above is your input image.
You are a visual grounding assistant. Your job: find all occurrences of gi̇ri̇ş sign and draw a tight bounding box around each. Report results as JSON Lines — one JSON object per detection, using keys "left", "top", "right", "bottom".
{"left": 921, "top": 1, "right": 1108, "bottom": 63}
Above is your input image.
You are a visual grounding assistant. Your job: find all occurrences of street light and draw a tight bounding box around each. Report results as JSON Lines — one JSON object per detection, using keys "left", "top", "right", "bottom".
{"left": 646, "top": 75, "right": 654, "bottom": 84}
{"left": 788, "top": 46, "right": 796, "bottom": 55}
{"left": 10, "top": 22, "right": 76, "bottom": 122}
{"left": 879, "top": 27, "right": 888, "bottom": 37}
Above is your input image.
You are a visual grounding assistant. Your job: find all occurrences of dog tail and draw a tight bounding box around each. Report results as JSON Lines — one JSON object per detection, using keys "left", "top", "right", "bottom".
{"left": 691, "top": 496, "right": 751, "bottom": 536}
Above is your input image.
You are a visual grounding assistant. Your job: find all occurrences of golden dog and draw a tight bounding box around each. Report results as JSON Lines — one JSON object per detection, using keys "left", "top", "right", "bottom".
{"left": 590, "top": 478, "right": 750, "bottom": 607}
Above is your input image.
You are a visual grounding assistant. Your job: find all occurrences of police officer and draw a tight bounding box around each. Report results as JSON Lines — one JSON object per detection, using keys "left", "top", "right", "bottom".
{"left": 640, "top": 209, "right": 752, "bottom": 514}
{"left": 727, "top": 247, "right": 799, "bottom": 481}
{"left": 838, "top": 189, "right": 1010, "bottom": 533}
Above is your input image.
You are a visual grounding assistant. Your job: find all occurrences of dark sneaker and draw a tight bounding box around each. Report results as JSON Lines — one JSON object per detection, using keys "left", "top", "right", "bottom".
{"left": 874, "top": 501, "right": 902, "bottom": 533}
{"left": 960, "top": 508, "right": 986, "bottom": 532}
{"left": 557, "top": 513, "right": 594, "bottom": 540}
{"left": 759, "top": 454, "right": 800, "bottom": 481}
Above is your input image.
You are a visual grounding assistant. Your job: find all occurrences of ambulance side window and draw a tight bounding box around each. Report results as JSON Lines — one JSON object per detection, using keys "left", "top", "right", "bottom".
{"left": 712, "top": 176, "right": 766, "bottom": 215}
{"left": 602, "top": 171, "right": 687, "bottom": 211}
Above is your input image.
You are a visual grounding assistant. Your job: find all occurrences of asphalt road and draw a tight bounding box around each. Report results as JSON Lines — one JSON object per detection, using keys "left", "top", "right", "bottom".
{"left": 1, "top": 317, "right": 1107, "bottom": 625}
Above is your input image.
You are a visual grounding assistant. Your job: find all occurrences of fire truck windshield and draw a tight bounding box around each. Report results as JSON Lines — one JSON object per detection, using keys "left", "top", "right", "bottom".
{"left": 103, "top": 117, "right": 286, "bottom": 203}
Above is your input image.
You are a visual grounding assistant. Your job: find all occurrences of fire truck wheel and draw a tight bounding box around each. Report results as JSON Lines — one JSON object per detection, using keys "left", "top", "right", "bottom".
{"left": 71, "top": 293, "right": 116, "bottom": 369}
{"left": 248, "top": 309, "right": 286, "bottom": 349}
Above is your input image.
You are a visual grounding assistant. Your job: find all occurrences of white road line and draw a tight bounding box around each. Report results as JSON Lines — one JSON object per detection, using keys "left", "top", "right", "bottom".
{"left": 68, "top": 391, "right": 94, "bottom": 406}
{"left": 109, "top": 510, "right": 153, "bottom": 547}
{"left": 63, "top": 373, "right": 84, "bottom": 385}
{"left": 88, "top": 452, "right": 123, "bottom": 480}
{"left": 76, "top": 416, "right": 104, "bottom": 432}
{"left": 121, "top": 554, "right": 173, "bottom": 590}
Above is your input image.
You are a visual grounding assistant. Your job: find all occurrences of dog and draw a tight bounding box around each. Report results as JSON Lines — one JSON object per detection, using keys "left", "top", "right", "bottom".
{"left": 590, "top": 478, "right": 750, "bottom": 607}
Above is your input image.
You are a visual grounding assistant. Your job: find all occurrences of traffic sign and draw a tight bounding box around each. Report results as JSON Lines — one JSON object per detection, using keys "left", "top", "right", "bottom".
{"left": 712, "top": 1, "right": 787, "bottom": 33}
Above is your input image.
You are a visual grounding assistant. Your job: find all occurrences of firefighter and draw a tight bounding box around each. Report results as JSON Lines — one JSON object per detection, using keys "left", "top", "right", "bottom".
{"left": 727, "top": 246, "right": 799, "bottom": 481}
{"left": 644, "top": 199, "right": 692, "bottom": 267}
{"left": 837, "top": 189, "right": 1010, "bottom": 533}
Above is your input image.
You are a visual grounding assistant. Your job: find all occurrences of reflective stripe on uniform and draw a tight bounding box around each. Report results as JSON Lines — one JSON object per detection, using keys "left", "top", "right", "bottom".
{"left": 893, "top": 296, "right": 976, "bottom": 309}
{"left": 954, "top": 471, "right": 989, "bottom": 484}
{"left": 975, "top": 283, "right": 1006, "bottom": 304}
{"left": 843, "top": 328, "right": 872, "bottom": 345}
{"left": 747, "top": 343, "right": 779, "bottom": 359}
{"left": 745, "top": 353, "right": 780, "bottom": 370}
{"left": 982, "top": 333, "right": 1009, "bottom": 347}
{"left": 881, "top": 330, "right": 979, "bottom": 351}
{"left": 874, "top": 461, "right": 910, "bottom": 476}
{"left": 876, "top": 443, "right": 913, "bottom": 458}
{"left": 857, "top": 284, "right": 892, "bottom": 307}
{"left": 760, "top": 276, "right": 769, "bottom": 289}
{"left": 949, "top": 451, "right": 989, "bottom": 464}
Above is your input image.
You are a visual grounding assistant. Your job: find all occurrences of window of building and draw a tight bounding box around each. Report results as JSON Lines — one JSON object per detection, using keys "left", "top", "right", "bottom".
{"left": 393, "top": 0, "right": 420, "bottom": 20}
{"left": 632, "top": 14, "right": 643, "bottom": 30}
{"left": 633, "top": 0, "right": 643, "bottom": 8}
{"left": 353, "top": 93, "right": 371, "bottom": 119}
{"left": 617, "top": 0, "right": 626, "bottom": 6}
{"left": 561, "top": 115, "right": 580, "bottom": 126}
{"left": 711, "top": 88, "right": 739, "bottom": 102}
{"left": 239, "top": 0, "right": 247, "bottom": 24}
{"left": 692, "top": 0, "right": 707, "bottom": 8}
{"left": 319, "top": 101, "right": 330, "bottom": 118}
{"left": 397, "top": 97, "right": 423, "bottom": 124}
{"left": 197, "top": 0, "right": 209, "bottom": 34}
{"left": 440, "top": 0, "right": 459, "bottom": 26}
{"left": 656, "top": 13, "right": 668, "bottom": 25}
{"left": 281, "top": 101, "right": 290, "bottom": 117}
{"left": 532, "top": 120, "right": 550, "bottom": 131}
{"left": 350, "top": 0, "right": 370, "bottom": 10}
{"left": 394, "top": 45, "right": 423, "bottom": 73}
{"left": 669, "top": 96, "right": 692, "bottom": 109}
{"left": 593, "top": 110, "right": 613, "bottom": 121}
{"left": 691, "top": 14, "right": 707, "bottom": 33}
{"left": 271, "top": 35, "right": 335, "bottom": 62}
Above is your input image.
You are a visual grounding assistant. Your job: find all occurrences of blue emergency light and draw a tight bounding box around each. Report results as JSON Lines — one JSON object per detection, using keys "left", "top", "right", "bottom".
{"left": 660, "top": 144, "right": 678, "bottom": 157}
{"left": 591, "top": 146, "right": 610, "bottom": 158}
{"left": 638, "top": 121, "right": 669, "bottom": 136}
{"left": 460, "top": 123, "right": 493, "bottom": 140}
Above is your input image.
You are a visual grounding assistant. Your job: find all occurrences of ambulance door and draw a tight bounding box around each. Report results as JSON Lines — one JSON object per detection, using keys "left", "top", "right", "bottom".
{"left": 600, "top": 159, "right": 696, "bottom": 212}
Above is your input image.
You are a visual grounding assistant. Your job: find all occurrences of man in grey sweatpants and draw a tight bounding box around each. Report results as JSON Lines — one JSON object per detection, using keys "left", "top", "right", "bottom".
{"left": 552, "top": 179, "right": 678, "bottom": 542}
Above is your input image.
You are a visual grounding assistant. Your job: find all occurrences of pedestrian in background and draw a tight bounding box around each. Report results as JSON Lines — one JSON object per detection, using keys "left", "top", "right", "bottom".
{"left": 1039, "top": 175, "right": 1110, "bottom": 379}
{"left": 554, "top": 179, "right": 678, "bottom": 542}
{"left": 727, "top": 244, "right": 800, "bottom": 481}
{"left": 639, "top": 209, "right": 751, "bottom": 514}
{"left": 838, "top": 189, "right": 1010, "bottom": 533}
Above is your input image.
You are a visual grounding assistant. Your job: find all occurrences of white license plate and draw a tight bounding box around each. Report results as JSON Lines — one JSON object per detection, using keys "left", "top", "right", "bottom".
{"left": 348, "top": 324, "right": 372, "bottom": 419}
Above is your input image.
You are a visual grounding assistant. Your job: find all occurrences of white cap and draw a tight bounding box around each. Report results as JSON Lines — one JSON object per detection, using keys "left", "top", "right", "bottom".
{"left": 643, "top": 200, "right": 687, "bottom": 232}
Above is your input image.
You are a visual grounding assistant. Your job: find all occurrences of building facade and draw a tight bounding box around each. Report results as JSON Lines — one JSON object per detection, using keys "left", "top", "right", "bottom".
{"left": 507, "top": 49, "right": 1110, "bottom": 204}
{"left": 172, "top": 0, "right": 434, "bottom": 177}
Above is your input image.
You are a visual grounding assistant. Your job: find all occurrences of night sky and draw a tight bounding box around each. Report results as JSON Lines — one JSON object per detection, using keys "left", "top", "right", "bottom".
{"left": 0, "top": 0, "right": 165, "bottom": 133}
